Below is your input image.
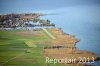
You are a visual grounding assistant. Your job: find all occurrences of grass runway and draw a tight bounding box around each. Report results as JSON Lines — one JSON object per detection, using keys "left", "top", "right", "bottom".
{"left": 0, "top": 29, "right": 67, "bottom": 66}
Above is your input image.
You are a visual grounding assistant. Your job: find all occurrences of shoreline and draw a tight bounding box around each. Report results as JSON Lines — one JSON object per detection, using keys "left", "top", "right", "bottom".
{"left": 43, "top": 27, "right": 99, "bottom": 65}
{"left": 0, "top": 27, "right": 99, "bottom": 66}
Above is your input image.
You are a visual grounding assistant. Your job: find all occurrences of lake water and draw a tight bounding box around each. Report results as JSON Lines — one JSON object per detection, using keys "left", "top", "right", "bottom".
{"left": 40, "top": 5, "right": 100, "bottom": 65}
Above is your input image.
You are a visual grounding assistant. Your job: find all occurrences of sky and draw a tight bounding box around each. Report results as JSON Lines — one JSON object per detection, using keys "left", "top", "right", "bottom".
{"left": 0, "top": 0, "right": 100, "bottom": 14}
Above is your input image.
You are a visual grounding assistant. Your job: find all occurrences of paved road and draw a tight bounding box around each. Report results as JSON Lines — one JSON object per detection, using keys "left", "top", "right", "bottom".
{"left": 42, "top": 28, "right": 56, "bottom": 39}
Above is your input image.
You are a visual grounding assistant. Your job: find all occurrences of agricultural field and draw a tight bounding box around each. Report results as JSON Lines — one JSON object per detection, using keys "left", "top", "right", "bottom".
{"left": 0, "top": 29, "right": 97, "bottom": 66}
{"left": 0, "top": 29, "right": 50, "bottom": 66}
{"left": 0, "top": 29, "right": 72, "bottom": 66}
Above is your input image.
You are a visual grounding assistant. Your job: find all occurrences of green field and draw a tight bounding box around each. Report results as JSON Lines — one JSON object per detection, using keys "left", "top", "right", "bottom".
{"left": 0, "top": 29, "right": 68, "bottom": 66}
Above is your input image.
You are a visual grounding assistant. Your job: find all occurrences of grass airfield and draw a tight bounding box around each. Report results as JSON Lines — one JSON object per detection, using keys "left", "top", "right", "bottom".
{"left": 0, "top": 29, "right": 67, "bottom": 66}
{"left": 0, "top": 29, "right": 46, "bottom": 66}
{"left": 0, "top": 29, "right": 98, "bottom": 66}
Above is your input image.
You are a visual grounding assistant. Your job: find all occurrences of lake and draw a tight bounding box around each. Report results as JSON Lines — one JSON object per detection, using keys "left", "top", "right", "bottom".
{"left": 40, "top": 5, "right": 100, "bottom": 65}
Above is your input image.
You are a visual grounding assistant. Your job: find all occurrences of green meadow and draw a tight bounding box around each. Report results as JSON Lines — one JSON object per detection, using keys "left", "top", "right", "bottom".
{"left": 0, "top": 29, "right": 67, "bottom": 66}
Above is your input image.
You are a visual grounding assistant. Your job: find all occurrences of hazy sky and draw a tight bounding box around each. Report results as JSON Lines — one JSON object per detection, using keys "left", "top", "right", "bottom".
{"left": 0, "top": 0, "right": 100, "bottom": 13}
